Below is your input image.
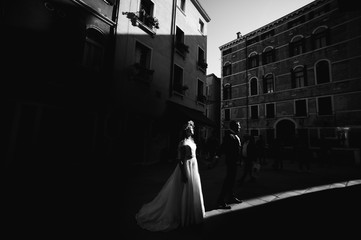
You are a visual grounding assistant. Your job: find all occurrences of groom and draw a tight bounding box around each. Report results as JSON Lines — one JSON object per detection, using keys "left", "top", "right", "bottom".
{"left": 214, "top": 120, "right": 243, "bottom": 209}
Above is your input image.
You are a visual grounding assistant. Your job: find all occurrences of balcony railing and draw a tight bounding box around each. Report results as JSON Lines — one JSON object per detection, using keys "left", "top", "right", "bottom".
{"left": 197, "top": 60, "right": 208, "bottom": 73}
{"left": 122, "top": 10, "right": 159, "bottom": 36}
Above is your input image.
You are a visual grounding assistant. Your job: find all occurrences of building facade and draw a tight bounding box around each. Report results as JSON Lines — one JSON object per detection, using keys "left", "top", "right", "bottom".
{"left": 205, "top": 73, "right": 221, "bottom": 139}
{"left": 2, "top": 0, "right": 119, "bottom": 164}
{"left": 115, "top": 0, "right": 212, "bottom": 164}
{"left": 219, "top": 0, "right": 361, "bottom": 161}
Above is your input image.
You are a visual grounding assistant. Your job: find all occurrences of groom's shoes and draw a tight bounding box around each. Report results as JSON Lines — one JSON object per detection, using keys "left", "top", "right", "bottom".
{"left": 217, "top": 203, "right": 231, "bottom": 210}
{"left": 228, "top": 197, "right": 243, "bottom": 204}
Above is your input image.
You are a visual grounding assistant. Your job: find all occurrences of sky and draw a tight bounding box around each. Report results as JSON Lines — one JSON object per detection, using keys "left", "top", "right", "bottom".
{"left": 198, "top": 0, "right": 315, "bottom": 77}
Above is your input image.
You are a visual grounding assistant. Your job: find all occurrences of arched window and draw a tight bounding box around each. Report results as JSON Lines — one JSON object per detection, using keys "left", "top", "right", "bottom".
{"left": 291, "top": 65, "right": 308, "bottom": 88}
{"left": 248, "top": 52, "right": 259, "bottom": 68}
{"left": 263, "top": 74, "right": 274, "bottom": 93}
{"left": 223, "top": 83, "right": 232, "bottom": 100}
{"left": 250, "top": 77, "right": 258, "bottom": 96}
{"left": 82, "top": 27, "right": 105, "bottom": 72}
{"left": 289, "top": 35, "right": 305, "bottom": 57}
{"left": 315, "top": 60, "right": 331, "bottom": 84}
{"left": 312, "top": 26, "right": 329, "bottom": 49}
{"left": 223, "top": 62, "right": 232, "bottom": 77}
{"left": 262, "top": 46, "right": 276, "bottom": 64}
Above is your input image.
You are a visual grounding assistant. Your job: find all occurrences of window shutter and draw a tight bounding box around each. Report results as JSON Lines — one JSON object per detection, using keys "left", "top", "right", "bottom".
{"left": 303, "top": 65, "right": 308, "bottom": 86}
{"left": 263, "top": 75, "right": 266, "bottom": 93}
{"left": 291, "top": 69, "right": 296, "bottom": 88}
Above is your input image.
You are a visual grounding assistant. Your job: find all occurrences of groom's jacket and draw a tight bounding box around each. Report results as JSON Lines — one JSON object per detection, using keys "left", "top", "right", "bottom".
{"left": 217, "top": 130, "right": 242, "bottom": 165}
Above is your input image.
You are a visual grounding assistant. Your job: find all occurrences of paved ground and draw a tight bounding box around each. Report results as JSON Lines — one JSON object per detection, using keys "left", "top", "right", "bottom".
{"left": 4, "top": 157, "right": 361, "bottom": 238}
{"left": 122, "top": 157, "right": 361, "bottom": 239}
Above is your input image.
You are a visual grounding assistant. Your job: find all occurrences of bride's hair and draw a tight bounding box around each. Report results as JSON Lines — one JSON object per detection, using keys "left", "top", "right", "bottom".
{"left": 180, "top": 120, "right": 195, "bottom": 140}
{"left": 184, "top": 120, "right": 195, "bottom": 130}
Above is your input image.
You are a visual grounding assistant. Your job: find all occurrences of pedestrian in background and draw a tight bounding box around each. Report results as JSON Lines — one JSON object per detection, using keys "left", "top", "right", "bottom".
{"left": 256, "top": 134, "right": 267, "bottom": 166}
{"left": 238, "top": 134, "right": 257, "bottom": 185}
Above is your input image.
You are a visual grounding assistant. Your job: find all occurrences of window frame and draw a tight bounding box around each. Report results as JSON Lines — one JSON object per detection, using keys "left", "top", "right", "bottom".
{"left": 315, "top": 59, "right": 331, "bottom": 84}
{"left": 294, "top": 98, "right": 308, "bottom": 117}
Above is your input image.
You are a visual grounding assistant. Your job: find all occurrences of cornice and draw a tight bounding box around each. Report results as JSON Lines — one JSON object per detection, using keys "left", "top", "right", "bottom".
{"left": 71, "top": 0, "right": 116, "bottom": 26}
{"left": 219, "top": 0, "right": 328, "bottom": 50}
{"left": 191, "top": 0, "right": 211, "bottom": 22}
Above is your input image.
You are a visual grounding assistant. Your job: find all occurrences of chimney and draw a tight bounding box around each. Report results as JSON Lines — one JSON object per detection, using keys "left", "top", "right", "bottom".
{"left": 236, "top": 32, "right": 242, "bottom": 38}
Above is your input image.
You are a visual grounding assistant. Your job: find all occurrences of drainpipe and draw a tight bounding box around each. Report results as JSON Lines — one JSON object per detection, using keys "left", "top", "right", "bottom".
{"left": 169, "top": 0, "right": 177, "bottom": 97}
{"left": 245, "top": 35, "right": 249, "bottom": 133}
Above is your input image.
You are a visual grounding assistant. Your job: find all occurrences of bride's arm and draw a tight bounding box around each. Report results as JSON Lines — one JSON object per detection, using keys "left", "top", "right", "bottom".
{"left": 179, "top": 145, "right": 191, "bottom": 183}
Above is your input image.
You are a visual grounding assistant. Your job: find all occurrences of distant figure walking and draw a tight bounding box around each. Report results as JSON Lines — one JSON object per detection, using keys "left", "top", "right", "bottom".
{"left": 135, "top": 120, "right": 205, "bottom": 232}
{"left": 294, "top": 136, "right": 311, "bottom": 172}
{"left": 238, "top": 134, "right": 257, "bottom": 185}
{"left": 271, "top": 138, "right": 283, "bottom": 170}
{"left": 256, "top": 135, "right": 267, "bottom": 165}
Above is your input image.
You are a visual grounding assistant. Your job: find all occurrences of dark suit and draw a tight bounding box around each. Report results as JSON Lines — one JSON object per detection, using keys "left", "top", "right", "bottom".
{"left": 217, "top": 130, "right": 241, "bottom": 205}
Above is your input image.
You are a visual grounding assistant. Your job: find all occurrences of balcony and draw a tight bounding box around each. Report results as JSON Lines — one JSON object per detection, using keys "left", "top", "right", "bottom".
{"left": 122, "top": 10, "right": 159, "bottom": 36}
{"left": 197, "top": 60, "right": 208, "bottom": 73}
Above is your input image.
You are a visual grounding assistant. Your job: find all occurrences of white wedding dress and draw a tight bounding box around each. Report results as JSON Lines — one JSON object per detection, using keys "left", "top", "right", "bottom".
{"left": 135, "top": 138, "right": 205, "bottom": 232}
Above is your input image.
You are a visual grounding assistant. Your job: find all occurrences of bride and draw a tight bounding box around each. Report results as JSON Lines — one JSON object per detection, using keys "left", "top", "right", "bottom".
{"left": 135, "top": 120, "right": 205, "bottom": 232}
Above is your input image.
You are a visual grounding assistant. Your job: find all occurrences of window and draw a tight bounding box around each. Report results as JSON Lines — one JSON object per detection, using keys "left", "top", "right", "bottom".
{"left": 289, "top": 36, "right": 305, "bottom": 57}
{"left": 175, "top": 26, "right": 189, "bottom": 56}
{"left": 197, "top": 80, "right": 206, "bottom": 103}
{"left": 291, "top": 66, "right": 308, "bottom": 88}
{"left": 266, "top": 103, "right": 275, "bottom": 118}
{"left": 173, "top": 64, "right": 184, "bottom": 94}
{"left": 82, "top": 28, "right": 105, "bottom": 72}
{"left": 133, "top": 41, "right": 153, "bottom": 83}
{"left": 248, "top": 52, "right": 259, "bottom": 68}
{"left": 315, "top": 60, "right": 330, "bottom": 84}
{"left": 250, "top": 105, "right": 259, "bottom": 119}
{"left": 178, "top": 0, "right": 186, "bottom": 11}
{"left": 295, "top": 99, "right": 307, "bottom": 117}
{"left": 223, "top": 83, "right": 231, "bottom": 100}
{"left": 318, "top": 96, "right": 332, "bottom": 115}
{"left": 197, "top": 47, "right": 207, "bottom": 71}
{"left": 262, "top": 47, "right": 276, "bottom": 64}
{"left": 139, "top": 0, "right": 155, "bottom": 29}
{"left": 263, "top": 74, "right": 274, "bottom": 93}
{"left": 199, "top": 19, "right": 204, "bottom": 34}
{"left": 250, "top": 78, "right": 258, "bottom": 96}
{"left": 135, "top": 41, "right": 151, "bottom": 69}
{"left": 312, "top": 26, "right": 329, "bottom": 49}
{"left": 223, "top": 62, "right": 232, "bottom": 76}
